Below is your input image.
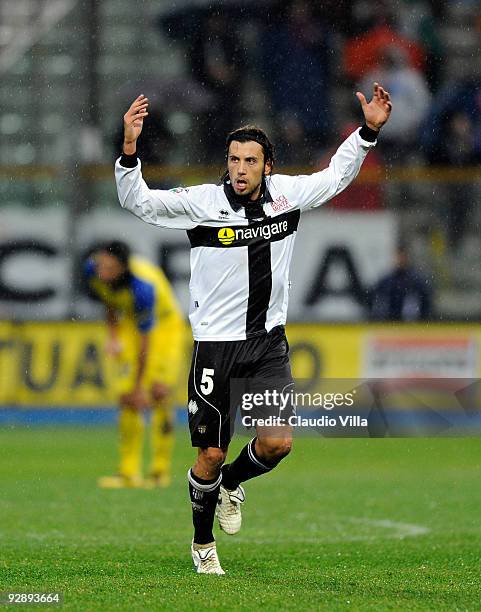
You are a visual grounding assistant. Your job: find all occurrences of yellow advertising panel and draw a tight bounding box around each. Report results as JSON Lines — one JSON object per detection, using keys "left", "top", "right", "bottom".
{"left": 287, "top": 324, "right": 362, "bottom": 379}
{"left": 1, "top": 321, "right": 191, "bottom": 407}
{"left": 1, "top": 321, "right": 481, "bottom": 407}
{"left": 360, "top": 325, "right": 480, "bottom": 378}
{"left": 0, "top": 321, "right": 15, "bottom": 404}
{"left": 15, "top": 322, "right": 115, "bottom": 406}
{"left": 287, "top": 322, "right": 481, "bottom": 380}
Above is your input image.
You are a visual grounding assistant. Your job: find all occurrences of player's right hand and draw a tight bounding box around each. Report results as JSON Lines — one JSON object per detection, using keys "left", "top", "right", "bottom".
{"left": 123, "top": 94, "right": 149, "bottom": 153}
{"left": 121, "top": 387, "right": 150, "bottom": 411}
{"left": 356, "top": 82, "right": 392, "bottom": 131}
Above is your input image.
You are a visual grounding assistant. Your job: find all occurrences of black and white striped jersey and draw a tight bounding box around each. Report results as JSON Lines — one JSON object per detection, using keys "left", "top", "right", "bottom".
{"left": 115, "top": 127, "right": 376, "bottom": 341}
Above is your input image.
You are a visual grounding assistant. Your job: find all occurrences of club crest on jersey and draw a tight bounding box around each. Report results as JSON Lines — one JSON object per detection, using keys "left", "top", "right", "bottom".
{"left": 271, "top": 195, "right": 291, "bottom": 212}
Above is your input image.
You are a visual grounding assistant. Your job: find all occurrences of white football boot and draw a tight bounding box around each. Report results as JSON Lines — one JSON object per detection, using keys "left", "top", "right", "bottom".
{"left": 191, "top": 541, "right": 225, "bottom": 575}
{"left": 216, "top": 485, "right": 245, "bottom": 535}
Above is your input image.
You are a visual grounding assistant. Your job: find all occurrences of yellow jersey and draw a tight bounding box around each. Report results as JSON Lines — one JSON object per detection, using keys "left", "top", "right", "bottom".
{"left": 85, "top": 255, "right": 182, "bottom": 333}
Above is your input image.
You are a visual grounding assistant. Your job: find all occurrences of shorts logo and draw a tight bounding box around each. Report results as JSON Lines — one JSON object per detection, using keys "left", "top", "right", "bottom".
{"left": 197, "top": 425, "right": 207, "bottom": 434}
{"left": 218, "top": 227, "right": 235, "bottom": 245}
{"left": 188, "top": 399, "right": 198, "bottom": 415}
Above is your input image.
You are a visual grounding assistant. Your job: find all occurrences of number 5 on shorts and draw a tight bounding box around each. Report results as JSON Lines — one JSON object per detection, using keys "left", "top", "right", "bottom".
{"left": 200, "top": 368, "right": 214, "bottom": 395}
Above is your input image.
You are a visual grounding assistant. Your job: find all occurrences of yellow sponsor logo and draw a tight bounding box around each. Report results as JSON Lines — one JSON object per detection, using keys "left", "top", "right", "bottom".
{"left": 218, "top": 227, "right": 235, "bottom": 245}
{"left": 0, "top": 321, "right": 189, "bottom": 407}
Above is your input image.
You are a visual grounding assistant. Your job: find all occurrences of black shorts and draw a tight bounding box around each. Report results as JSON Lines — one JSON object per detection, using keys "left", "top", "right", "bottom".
{"left": 187, "top": 325, "right": 294, "bottom": 448}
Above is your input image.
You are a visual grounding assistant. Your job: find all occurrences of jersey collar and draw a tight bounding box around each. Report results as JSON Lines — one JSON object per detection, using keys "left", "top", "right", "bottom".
{"left": 109, "top": 270, "right": 132, "bottom": 290}
{"left": 223, "top": 177, "right": 272, "bottom": 220}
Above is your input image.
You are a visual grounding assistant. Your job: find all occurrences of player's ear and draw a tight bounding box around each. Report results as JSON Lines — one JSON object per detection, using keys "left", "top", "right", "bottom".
{"left": 264, "top": 159, "right": 272, "bottom": 176}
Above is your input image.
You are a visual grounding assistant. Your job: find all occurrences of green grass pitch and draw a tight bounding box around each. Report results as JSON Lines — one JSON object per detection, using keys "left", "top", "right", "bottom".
{"left": 1, "top": 426, "right": 480, "bottom": 610}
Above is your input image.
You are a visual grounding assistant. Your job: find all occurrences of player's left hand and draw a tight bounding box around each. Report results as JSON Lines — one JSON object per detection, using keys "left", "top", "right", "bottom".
{"left": 122, "top": 387, "right": 149, "bottom": 411}
{"left": 151, "top": 381, "right": 170, "bottom": 402}
{"left": 356, "top": 82, "right": 392, "bottom": 131}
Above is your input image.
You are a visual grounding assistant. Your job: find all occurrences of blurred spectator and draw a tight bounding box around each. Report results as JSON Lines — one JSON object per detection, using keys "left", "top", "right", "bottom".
{"left": 359, "top": 46, "right": 431, "bottom": 162}
{"left": 421, "top": 79, "right": 481, "bottom": 250}
{"left": 160, "top": 6, "right": 247, "bottom": 160}
{"left": 190, "top": 10, "right": 246, "bottom": 157}
{"left": 114, "top": 108, "right": 173, "bottom": 166}
{"left": 344, "top": 3, "right": 425, "bottom": 81}
{"left": 261, "top": 0, "right": 332, "bottom": 162}
{"left": 319, "top": 123, "right": 385, "bottom": 211}
{"left": 309, "top": 0, "right": 355, "bottom": 35}
{"left": 443, "top": 112, "right": 480, "bottom": 250}
{"left": 421, "top": 78, "right": 481, "bottom": 163}
{"left": 370, "top": 244, "right": 433, "bottom": 320}
{"left": 397, "top": 0, "right": 445, "bottom": 91}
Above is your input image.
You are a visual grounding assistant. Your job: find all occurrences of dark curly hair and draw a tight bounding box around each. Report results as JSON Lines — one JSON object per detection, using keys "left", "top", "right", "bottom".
{"left": 98, "top": 240, "right": 131, "bottom": 268}
{"left": 220, "top": 125, "right": 275, "bottom": 185}
{"left": 225, "top": 125, "right": 275, "bottom": 166}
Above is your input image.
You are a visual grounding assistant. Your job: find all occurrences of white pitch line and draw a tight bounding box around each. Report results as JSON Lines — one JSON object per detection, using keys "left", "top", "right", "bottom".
{"left": 20, "top": 517, "right": 430, "bottom": 546}
{"left": 232, "top": 516, "right": 430, "bottom": 545}
{"left": 348, "top": 517, "right": 430, "bottom": 539}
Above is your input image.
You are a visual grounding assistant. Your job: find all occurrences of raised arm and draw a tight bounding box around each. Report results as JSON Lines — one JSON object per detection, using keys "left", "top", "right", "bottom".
{"left": 356, "top": 82, "right": 392, "bottom": 132}
{"left": 115, "top": 95, "right": 206, "bottom": 230}
{"left": 122, "top": 94, "right": 149, "bottom": 155}
{"left": 272, "top": 83, "right": 392, "bottom": 211}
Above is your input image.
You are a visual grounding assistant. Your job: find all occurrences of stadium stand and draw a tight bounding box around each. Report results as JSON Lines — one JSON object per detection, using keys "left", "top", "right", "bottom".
{"left": 1, "top": 0, "right": 481, "bottom": 318}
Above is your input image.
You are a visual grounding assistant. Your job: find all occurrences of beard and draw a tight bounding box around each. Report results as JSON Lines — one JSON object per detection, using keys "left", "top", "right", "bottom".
{"left": 231, "top": 178, "right": 263, "bottom": 202}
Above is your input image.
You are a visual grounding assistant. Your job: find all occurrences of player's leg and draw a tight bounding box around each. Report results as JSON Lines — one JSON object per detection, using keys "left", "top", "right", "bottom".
{"left": 187, "top": 339, "right": 236, "bottom": 574}
{"left": 98, "top": 324, "right": 145, "bottom": 488}
{"left": 216, "top": 425, "right": 292, "bottom": 533}
{"left": 220, "top": 425, "right": 293, "bottom": 491}
{"left": 147, "top": 383, "right": 174, "bottom": 488}
{"left": 97, "top": 404, "right": 145, "bottom": 488}
{"left": 189, "top": 446, "right": 227, "bottom": 540}
{"left": 118, "top": 405, "right": 145, "bottom": 479}
{"left": 188, "top": 445, "right": 229, "bottom": 575}
{"left": 146, "top": 321, "right": 184, "bottom": 487}
{"left": 189, "top": 446, "right": 227, "bottom": 575}
{"left": 219, "top": 326, "right": 293, "bottom": 530}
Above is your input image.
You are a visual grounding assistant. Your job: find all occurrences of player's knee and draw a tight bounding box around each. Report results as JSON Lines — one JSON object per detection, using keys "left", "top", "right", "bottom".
{"left": 258, "top": 437, "right": 292, "bottom": 461}
{"left": 151, "top": 382, "right": 170, "bottom": 402}
{"left": 198, "top": 447, "right": 227, "bottom": 470}
{"left": 272, "top": 439, "right": 292, "bottom": 460}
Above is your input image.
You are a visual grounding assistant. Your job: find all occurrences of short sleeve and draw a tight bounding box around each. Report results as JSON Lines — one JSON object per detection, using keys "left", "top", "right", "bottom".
{"left": 131, "top": 277, "right": 155, "bottom": 333}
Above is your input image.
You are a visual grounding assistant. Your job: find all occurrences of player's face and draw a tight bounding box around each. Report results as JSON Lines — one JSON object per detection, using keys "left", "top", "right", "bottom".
{"left": 95, "top": 252, "right": 125, "bottom": 284}
{"left": 227, "top": 141, "right": 272, "bottom": 200}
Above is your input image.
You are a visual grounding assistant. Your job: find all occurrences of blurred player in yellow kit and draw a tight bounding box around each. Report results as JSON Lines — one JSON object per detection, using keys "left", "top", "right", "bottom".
{"left": 84, "top": 240, "right": 184, "bottom": 488}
